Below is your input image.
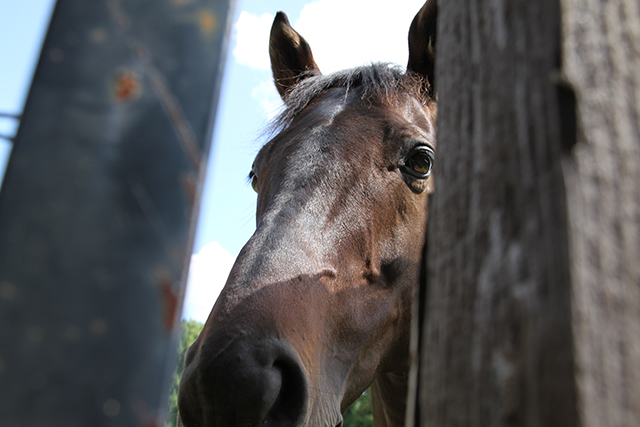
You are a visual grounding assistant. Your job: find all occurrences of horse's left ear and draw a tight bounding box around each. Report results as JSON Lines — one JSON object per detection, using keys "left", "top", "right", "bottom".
{"left": 407, "top": 0, "right": 438, "bottom": 97}
{"left": 269, "top": 12, "right": 321, "bottom": 100}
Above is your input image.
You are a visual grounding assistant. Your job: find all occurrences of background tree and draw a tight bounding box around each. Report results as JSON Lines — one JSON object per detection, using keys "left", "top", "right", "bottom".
{"left": 167, "top": 320, "right": 204, "bottom": 427}
{"left": 343, "top": 390, "right": 374, "bottom": 427}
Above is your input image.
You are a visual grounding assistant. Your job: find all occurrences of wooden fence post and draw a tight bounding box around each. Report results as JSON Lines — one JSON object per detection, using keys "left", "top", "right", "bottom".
{"left": 561, "top": 0, "right": 640, "bottom": 425}
{"left": 417, "top": 0, "right": 639, "bottom": 425}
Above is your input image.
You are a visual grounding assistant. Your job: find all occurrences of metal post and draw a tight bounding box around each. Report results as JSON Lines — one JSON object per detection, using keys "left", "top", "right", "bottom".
{"left": 0, "top": 0, "right": 233, "bottom": 425}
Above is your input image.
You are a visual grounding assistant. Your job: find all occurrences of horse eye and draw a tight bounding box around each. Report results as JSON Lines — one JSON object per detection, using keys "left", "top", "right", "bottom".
{"left": 403, "top": 147, "right": 434, "bottom": 179}
{"left": 249, "top": 170, "right": 258, "bottom": 193}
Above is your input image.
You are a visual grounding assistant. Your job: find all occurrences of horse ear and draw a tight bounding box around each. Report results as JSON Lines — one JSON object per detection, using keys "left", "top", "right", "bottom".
{"left": 269, "top": 12, "right": 321, "bottom": 100}
{"left": 407, "top": 0, "right": 438, "bottom": 97}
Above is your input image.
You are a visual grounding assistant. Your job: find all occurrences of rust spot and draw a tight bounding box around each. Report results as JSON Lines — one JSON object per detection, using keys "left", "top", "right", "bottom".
{"left": 133, "top": 43, "right": 148, "bottom": 59}
{"left": 198, "top": 10, "right": 217, "bottom": 35}
{"left": 132, "top": 384, "right": 170, "bottom": 426}
{"left": 113, "top": 69, "right": 142, "bottom": 103}
{"left": 90, "top": 28, "right": 108, "bottom": 44}
{"left": 102, "top": 399, "right": 121, "bottom": 417}
{"left": 0, "top": 281, "right": 17, "bottom": 300}
{"left": 107, "top": 0, "right": 130, "bottom": 28}
{"left": 90, "top": 318, "right": 109, "bottom": 336}
{"left": 181, "top": 172, "right": 198, "bottom": 207}
{"left": 155, "top": 269, "right": 180, "bottom": 332}
{"left": 49, "top": 48, "right": 64, "bottom": 63}
{"left": 26, "top": 327, "right": 44, "bottom": 345}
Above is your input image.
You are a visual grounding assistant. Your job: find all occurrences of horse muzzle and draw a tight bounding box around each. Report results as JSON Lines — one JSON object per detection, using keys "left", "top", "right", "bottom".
{"left": 178, "top": 335, "right": 309, "bottom": 427}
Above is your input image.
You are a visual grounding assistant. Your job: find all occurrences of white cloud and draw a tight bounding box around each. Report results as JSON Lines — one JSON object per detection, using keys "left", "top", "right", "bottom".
{"left": 251, "top": 81, "right": 283, "bottom": 120}
{"left": 233, "top": 0, "right": 425, "bottom": 74}
{"left": 295, "top": 0, "right": 425, "bottom": 74}
{"left": 232, "top": 0, "right": 425, "bottom": 117}
{"left": 233, "top": 11, "right": 274, "bottom": 70}
{"left": 182, "top": 242, "right": 235, "bottom": 323}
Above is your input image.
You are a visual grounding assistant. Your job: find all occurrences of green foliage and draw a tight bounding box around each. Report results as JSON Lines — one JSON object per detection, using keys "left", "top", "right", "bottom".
{"left": 343, "top": 389, "right": 373, "bottom": 427}
{"left": 164, "top": 319, "right": 373, "bottom": 427}
{"left": 166, "top": 319, "right": 204, "bottom": 427}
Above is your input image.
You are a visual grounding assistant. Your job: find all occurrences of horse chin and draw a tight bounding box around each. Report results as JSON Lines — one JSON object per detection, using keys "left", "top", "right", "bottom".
{"left": 304, "top": 389, "right": 344, "bottom": 427}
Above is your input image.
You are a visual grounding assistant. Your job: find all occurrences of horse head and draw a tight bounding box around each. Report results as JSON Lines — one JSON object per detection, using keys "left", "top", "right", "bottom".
{"left": 178, "top": 2, "right": 437, "bottom": 426}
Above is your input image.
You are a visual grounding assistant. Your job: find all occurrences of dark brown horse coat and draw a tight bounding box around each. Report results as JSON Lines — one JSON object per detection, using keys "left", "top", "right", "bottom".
{"left": 178, "top": 2, "right": 437, "bottom": 426}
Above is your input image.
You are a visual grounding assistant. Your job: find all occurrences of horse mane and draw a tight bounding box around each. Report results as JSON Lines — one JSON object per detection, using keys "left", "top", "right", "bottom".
{"left": 269, "top": 62, "right": 428, "bottom": 134}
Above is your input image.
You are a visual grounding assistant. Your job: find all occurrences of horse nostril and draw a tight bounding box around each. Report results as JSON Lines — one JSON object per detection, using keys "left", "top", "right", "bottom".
{"left": 264, "top": 354, "right": 309, "bottom": 425}
{"left": 180, "top": 338, "right": 309, "bottom": 427}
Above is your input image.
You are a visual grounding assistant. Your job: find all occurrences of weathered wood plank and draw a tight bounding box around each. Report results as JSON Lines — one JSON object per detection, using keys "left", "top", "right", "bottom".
{"left": 562, "top": 0, "right": 640, "bottom": 425}
{"left": 421, "top": 0, "right": 579, "bottom": 425}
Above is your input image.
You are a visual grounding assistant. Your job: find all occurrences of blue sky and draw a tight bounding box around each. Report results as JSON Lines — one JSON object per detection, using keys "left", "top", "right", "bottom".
{"left": 0, "top": 0, "right": 425, "bottom": 322}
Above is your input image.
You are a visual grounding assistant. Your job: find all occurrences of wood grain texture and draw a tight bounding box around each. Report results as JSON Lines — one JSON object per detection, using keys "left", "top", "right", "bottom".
{"left": 562, "top": 0, "right": 640, "bottom": 425}
{"left": 420, "top": 0, "right": 579, "bottom": 425}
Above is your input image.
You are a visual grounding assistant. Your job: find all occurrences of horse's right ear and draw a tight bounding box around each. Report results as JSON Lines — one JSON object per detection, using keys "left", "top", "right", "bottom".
{"left": 407, "top": 0, "right": 437, "bottom": 98}
{"left": 269, "top": 12, "right": 321, "bottom": 100}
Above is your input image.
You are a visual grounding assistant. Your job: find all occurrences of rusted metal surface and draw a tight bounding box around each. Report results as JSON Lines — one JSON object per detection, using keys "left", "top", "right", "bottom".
{"left": 0, "top": 0, "right": 233, "bottom": 425}
{"left": 113, "top": 69, "right": 142, "bottom": 102}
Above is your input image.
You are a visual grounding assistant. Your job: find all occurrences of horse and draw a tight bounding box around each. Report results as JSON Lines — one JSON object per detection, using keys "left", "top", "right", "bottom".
{"left": 178, "top": 2, "right": 437, "bottom": 426}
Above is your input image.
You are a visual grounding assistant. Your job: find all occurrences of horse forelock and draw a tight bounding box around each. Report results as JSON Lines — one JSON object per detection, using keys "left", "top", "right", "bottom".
{"left": 269, "top": 62, "right": 429, "bottom": 135}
